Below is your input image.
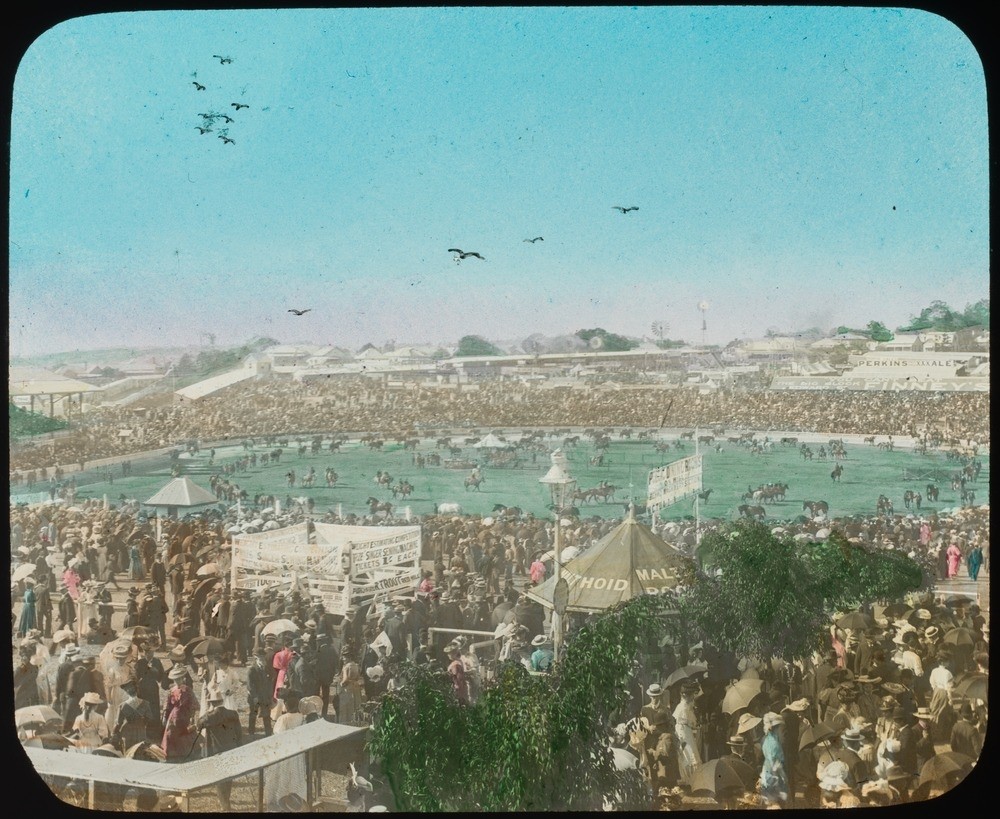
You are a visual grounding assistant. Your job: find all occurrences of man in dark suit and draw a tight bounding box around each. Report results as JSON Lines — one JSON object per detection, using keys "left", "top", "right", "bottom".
{"left": 314, "top": 636, "right": 340, "bottom": 719}
{"left": 196, "top": 690, "right": 243, "bottom": 810}
{"left": 892, "top": 706, "right": 919, "bottom": 776}
{"left": 247, "top": 647, "right": 275, "bottom": 736}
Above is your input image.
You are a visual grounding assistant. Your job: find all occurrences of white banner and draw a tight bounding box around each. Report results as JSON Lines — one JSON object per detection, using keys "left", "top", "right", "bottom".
{"left": 313, "top": 523, "right": 421, "bottom": 576}
{"left": 647, "top": 455, "right": 703, "bottom": 516}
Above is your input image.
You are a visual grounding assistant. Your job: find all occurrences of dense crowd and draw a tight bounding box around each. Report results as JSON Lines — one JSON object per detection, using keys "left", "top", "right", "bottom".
{"left": 9, "top": 378, "right": 990, "bottom": 473}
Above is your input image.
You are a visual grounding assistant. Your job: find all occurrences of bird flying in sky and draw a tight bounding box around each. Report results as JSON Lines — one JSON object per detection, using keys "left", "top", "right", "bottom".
{"left": 448, "top": 248, "right": 485, "bottom": 261}
{"left": 195, "top": 126, "right": 212, "bottom": 134}
{"left": 231, "top": 102, "right": 249, "bottom": 110}
{"left": 523, "top": 237, "right": 544, "bottom": 243}
{"left": 288, "top": 308, "right": 312, "bottom": 316}
{"left": 192, "top": 82, "right": 206, "bottom": 91}
{"left": 612, "top": 206, "right": 639, "bottom": 213}
{"left": 213, "top": 55, "right": 233, "bottom": 64}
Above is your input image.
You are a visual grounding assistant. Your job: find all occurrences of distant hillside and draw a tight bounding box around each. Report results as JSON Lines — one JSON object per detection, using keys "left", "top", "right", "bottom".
{"left": 9, "top": 346, "right": 195, "bottom": 371}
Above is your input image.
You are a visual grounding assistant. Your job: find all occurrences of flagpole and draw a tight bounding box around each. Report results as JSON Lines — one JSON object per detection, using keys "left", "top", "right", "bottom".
{"left": 694, "top": 428, "right": 701, "bottom": 549}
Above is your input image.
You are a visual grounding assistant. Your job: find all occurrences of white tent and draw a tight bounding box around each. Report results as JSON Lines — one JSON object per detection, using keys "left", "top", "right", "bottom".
{"left": 472, "top": 433, "right": 508, "bottom": 449}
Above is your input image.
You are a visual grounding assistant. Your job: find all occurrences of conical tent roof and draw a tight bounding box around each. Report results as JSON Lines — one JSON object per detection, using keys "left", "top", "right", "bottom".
{"left": 472, "top": 433, "right": 508, "bottom": 449}
{"left": 145, "top": 477, "right": 219, "bottom": 508}
{"left": 526, "top": 509, "right": 691, "bottom": 613}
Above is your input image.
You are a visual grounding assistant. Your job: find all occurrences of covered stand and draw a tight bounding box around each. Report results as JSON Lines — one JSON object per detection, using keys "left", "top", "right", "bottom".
{"left": 144, "top": 477, "right": 220, "bottom": 519}
{"left": 525, "top": 506, "right": 692, "bottom": 614}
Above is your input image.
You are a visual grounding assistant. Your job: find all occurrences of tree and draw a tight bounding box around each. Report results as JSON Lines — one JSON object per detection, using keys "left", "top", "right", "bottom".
{"left": 866, "top": 321, "right": 894, "bottom": 343}
{"left": 575, "top": 328, "right": 639, "bottom": 352}
{"left": 896, "top": 299, "right": 990, "bottom": 333}
{"left": 455, "top": 335, "right": 504, "bottom": 357}
{"left": 368, "top": 594, "right": 678, "bottom": 811}
{"left": 683, "top": 522, "right": 922, "bottom": 661}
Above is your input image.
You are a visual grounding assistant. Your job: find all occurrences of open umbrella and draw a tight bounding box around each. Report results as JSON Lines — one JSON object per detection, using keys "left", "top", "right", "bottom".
{"left": 721, "top": 679, "right": 765, "bottom": 715}
{"left": 612, "top": 747, "right": 640, "bottom": 771}
{"left": 880, "top": 602, "right": 911, "bottom": 619}
{"left": 664, "top": 663, "right": 709, "bottom": 688}
{"left": 837, "top": 611, "right": 873, "bottom": 631}
{"left": 918, "top": 752, "right": 975, "bottom": 791}
{"left": 799, "top": 722, "right": 838, "bottom": 752}
{"left": 687, "top": 757, "right": 758, "bottom": 797}
{"left": 191, "top": 637, "right": 225, "bottom": 657}
{"left": 196, "top": 563, "right": 220, "bottom": 577}
{"left": 261, "top": 618, "right": 300, "bottom": 637}
{"left": 953, "top": 672, "right": 988, "bottom": 702}
{"left": 15, "top": 705, "right": 62, "bottom": 730}
{"left": 23, "top": 733, "right": 76, "bottom": 750}
{"left": 119, "top": 626, "right": 152, "bottom": 643}
{"left": 12, "top": 564, "right": 35, "bottom": 583}
{"left": 942, "top": 628, "right": 975, "bottom": 648}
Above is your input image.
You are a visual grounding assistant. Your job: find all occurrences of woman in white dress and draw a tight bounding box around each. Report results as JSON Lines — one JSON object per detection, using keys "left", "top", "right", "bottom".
{"left": 265, "top": 689, "right": 308, "bottom": 812}
{"left": 672, "top": 681, "right": 702, "bottom": 781}
{"left": 72, "top": 692, "right": 110, "bottom": 752}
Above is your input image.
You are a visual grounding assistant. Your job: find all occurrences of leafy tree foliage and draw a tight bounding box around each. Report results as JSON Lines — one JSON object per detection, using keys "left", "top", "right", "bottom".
{"left": 575, "top": 327, "right": 639, "bottom": 352}
{"left": 833, "top": 321, "right": 893, "bottom": 342}
{"left": 368, "top": 594, "right": 678, "bottom": 811}
{"left": 897, "top": 299, "right": 990, "bottom": 332}
{"left": 9, "top": 403, "right": 69, "bottom": 440}
{"left": 683, "top": 522, "right": 922, "bottom": 661}
{"left": 455, "top": 335, "right": 504, "bottom": 357}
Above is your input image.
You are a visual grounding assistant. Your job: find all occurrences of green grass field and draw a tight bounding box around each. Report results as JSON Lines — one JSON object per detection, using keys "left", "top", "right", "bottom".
{"left": 52, "top": 436, "right": 988, "bottom": 523}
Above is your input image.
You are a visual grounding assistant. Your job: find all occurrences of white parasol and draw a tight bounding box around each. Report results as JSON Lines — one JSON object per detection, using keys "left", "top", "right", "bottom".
{"left": 260, "top": 618, "right": 300, "bottom": 637}
{"left": 12, "top": 564, "right": 35, "bottom": 583}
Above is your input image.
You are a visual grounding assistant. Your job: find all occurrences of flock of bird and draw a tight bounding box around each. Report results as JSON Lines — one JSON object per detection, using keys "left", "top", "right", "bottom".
{"left": 287, "top": 205, "right": 641, "bottom": 315}
{"left": 190, "top": 55, "right": 248, "bottom": 145}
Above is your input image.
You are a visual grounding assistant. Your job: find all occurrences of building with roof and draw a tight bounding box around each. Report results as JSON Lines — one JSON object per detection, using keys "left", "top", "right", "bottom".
{"left": 8, "top": 367, "right": 100, "bottom": 418}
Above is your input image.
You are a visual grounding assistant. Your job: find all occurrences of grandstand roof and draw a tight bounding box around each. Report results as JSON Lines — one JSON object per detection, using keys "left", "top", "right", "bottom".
{"left": 174, "top": 367, "right": 255, "bottom": 401}
{"left": 8, "top": 367, "right": 100, "bottom": 396}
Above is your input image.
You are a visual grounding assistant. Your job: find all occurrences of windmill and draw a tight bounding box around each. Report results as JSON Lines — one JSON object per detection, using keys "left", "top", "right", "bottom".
{"left": 698, "top": 301, "right": 710, "bottom": 347}
{"left": 651, "top": 321, "right": 668, "bottom": 345}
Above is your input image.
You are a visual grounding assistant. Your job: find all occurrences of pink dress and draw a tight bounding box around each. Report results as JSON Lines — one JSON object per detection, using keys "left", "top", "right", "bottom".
{"left": 946, "top": 544, "right": 963, "bottom": 578}
{"left": 272, "top": 647, "right": 293, "bottom": 698}
{"left": 529, "top": 561, "right": 546, "bottom": 585}
{"left": 919, "top": 523, "right": 932, "bottom": 547}
{"left": 62, "top": 568, "right": 81, "bottom": 601}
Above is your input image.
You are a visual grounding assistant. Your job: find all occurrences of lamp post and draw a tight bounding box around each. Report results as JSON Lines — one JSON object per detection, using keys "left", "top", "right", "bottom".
{"left": 539, "top": 449, "right": 576, "bottom": 662}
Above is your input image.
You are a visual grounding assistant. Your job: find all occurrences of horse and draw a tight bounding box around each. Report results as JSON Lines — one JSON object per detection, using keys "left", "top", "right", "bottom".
{"left": 464, "top": 475, "right": 486, "bottom": 492}
{"left": 367, "top": 497, "right": 393, "bottom": 516}
{"left": 325, "top": 468, "right": 339, "bottom": 487}
{"left": 448, "top": 446, "right": 464, "bottom": 457}
{"left": 654, "top": 441, "right": 671, "bottom": 454}
{"left": 435, "top": 502, "right": 462, "bottom": 515}
{"left": 436, "top": 437, "right": 452, "bottom": 449}
{"left": 803, "top": 500, "right": 829, "bottom": 518}
{"left": 696, "top": 488, "right": 713, "bottom": 502}
{"left": 563, "top": 436, "right": 580, "bottom": 447}
{"left": 391, "top": 481, "right": 414, "bottom": 500}
{"left": 864, "top": 436, "right": 876, "bottom": 446}
{"left": 830, "top": 464, "right": 843, "bottom": 482}
{"left": 697, "top": 435, "right": 714, "bottom": 445}
{"left": 800, "top": 446, "right": 814, "bottom": 460}
{"left": 780, "top": 437, "right": 798, "bottom": 446}
{"left": 679, "top": 431, "right": 695, "bottom": 440}
{"left": 926, "top": 483, "right": 939, "bottom": 502}
{"left": 961, "top": 488, "right": 977, "bottom": 507}
{"left": 591, "top": 483, "right": 619, "bottom": 503}
{"left": 286, "top": 469, "right": 296, "bottom": 488}
{"left": 589, "top": 453, "right": 608, "bottom": 467}
{"left": 403, "top": 439, "right": 420, "bottom": 451}
{"left": 903, "top": 489, "right": 915, "bottom": 509}
{"left": 738, "top": 504, "right": 766, "bottom": 520}
{"left": 492, "top": 504, "right": 523, "bottom": 519}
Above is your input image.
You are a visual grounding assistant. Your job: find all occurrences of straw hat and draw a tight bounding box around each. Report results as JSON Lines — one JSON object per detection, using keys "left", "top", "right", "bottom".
{"left": 819, "top": 760, "right": 853, "bottom": 793}
{"left": 736, "top": 713, "right": 762, "bottom": 734}
{"left": 531, "top": 634, "right": 550, "bottom": 647}
{"left": 762, "top": 712, "right": 784, "bottom": 731}
{"left": 646, "top": 683, "right": 664, "bottom": 699}
{"left": 168, "top": 664, "right": 190, "bottom": 681}
{"left": 784, "top": 698, "right": 811, "bottom": 712}
{"left": 80, "top": 691, "right": 103, "bottom": 707}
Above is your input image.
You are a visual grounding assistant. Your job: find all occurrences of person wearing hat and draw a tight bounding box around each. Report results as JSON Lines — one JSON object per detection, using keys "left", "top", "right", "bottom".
{"left": 161, "top": 664, "right": 198, "bottom": 761}
{"left": 111, "top": 675, "right": 158, "bottom": 753}
{"left": 53, "top": 644, "right": 81, "bottom": 720}
{"left": 949, "top": 701, "right": 984, "bottom": 759}
{"left": 529, "top": 634, "right": 554, "bottom": 673}
{"left": 672, "top": 680, "right": 702, "bottom": 782}
{"left": 104, "top": 641, "right": 135, "bottom": 729}
{"left": 195, "top": 688, "right": 243, "bottom": 810}
{"left": 339, "top": 645, "right": 366, "bottom": 727}
{"left": 888, "top": 705, "right": 919, "bottom": 776}
{"left": 758, "top": 712, "right": 788, "bottom": 808}
{"left": 817, "top": 759, "right": 860, "bottom": 808}
{"left": 72, "top": 691, "right": 111, "bottom": 752}
{"left": 780, "top": 698, "right": 810, "bottom": 806}
{"left": 265, "top": 689, "right": 308, "bottom": 812}
{"left": 16, "top": 574, "right": 39, "bottom": 639}
{"left": 853, "top": 673, "right": 882, "bottom": 725}
{"left": 446, "top": 643, "right": 469, "bottom": 706}
{"left": 247, "top": 647, "right": 276, "bottom": 737}
{"left": 839, "top": 726, "right": 872, "bottom": 783}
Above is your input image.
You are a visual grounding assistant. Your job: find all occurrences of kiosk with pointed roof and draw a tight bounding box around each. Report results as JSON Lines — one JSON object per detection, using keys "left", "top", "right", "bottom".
{"left": 526, "top": 505, "right": 693, "bottom": 614}
{"left": 144, "top": 477, "right": 219, "bottom": 519}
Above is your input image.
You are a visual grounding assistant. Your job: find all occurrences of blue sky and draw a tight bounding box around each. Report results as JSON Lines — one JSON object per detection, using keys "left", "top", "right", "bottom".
{"left": 8, "top": 7, "right": 989, "bottom": 357}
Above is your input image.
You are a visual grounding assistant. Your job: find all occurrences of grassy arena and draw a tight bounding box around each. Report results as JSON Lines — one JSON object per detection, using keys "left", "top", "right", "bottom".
{"left": 52, "top": 434, "right": 988, "bottom": 523}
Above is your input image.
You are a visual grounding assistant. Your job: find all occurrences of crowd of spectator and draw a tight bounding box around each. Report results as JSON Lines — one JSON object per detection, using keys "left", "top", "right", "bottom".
{"left": 9, "top": 378, "right": 991, "bottom": 474}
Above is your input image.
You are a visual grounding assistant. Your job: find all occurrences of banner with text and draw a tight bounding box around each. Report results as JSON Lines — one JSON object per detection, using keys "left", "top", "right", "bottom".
{"left": 647, "top": 455, "right": 703, "bottom": 517}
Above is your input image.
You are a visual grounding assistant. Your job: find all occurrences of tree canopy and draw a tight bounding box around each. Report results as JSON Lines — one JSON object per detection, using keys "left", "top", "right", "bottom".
{"left": 684, "top": 522, "right": 923, "bottom": 661}
{"left": 368, "top": 593, "right": 678, "bottom": 811}
{"left": 897, "top": 299, "right": 990, "bottom": 332}
{"left": 834, "top": 321, "right": 893, "bottom": 342}
{"left": 455, "top": 335, "right": 505, "bottom": 357}
{"left": 575, "top": 327, "right": 639, "bottom": 352}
